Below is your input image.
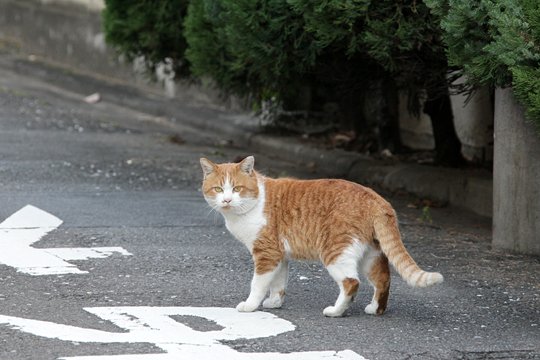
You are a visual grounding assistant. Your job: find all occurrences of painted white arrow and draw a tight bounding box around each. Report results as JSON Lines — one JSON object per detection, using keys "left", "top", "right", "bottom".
{"left": 0, "top": 205, "right": 131, "bottom": 275}
{"left": 0, "top": 306, "right": 366, "bottom": 360}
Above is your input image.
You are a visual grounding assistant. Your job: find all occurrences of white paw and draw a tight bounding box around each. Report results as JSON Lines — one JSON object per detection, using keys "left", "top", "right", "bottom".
{"left": 364, "top": 302, "right": 378, "bottom": 315}
{"left": 262, "top": 296, "right": 283, "bottom": 309}
{"left": 323, "top": 306, "right": 345, "bottom": 317}
{"left": 236, "top": 301, "right": 258, "bottom": 312}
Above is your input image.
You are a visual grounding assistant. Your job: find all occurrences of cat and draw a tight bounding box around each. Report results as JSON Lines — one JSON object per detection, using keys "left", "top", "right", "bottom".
{"left": 200, "top": 155, "right": 443, "bottom": 317}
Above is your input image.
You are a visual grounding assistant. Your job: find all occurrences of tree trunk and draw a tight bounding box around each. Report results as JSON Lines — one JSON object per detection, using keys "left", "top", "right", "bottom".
{"left": 423, "top": 85, "right": 465, "bottom": 166}
{"left": 378, "top": 76, "right": 402, "bottom": 153}
{"left": 338, "top": 87, "right": 365, "bottom": 132}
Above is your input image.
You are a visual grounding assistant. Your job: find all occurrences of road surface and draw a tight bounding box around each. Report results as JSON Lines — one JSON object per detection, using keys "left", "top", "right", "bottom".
{"left": 0, "top": 54, "right": 538, "bottom": 360}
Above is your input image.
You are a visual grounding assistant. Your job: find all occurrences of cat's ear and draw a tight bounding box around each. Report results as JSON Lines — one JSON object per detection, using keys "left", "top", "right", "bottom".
{"left": 239, "top": 156, "right": 255, "bottom": 175}
{"left": 200, "top": 158, "right": 216, "bottom": 178}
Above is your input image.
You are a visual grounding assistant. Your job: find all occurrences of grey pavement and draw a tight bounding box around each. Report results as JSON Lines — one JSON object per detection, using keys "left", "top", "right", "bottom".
{"left": 0, "top": 52, "right": 538, "bottom": 360}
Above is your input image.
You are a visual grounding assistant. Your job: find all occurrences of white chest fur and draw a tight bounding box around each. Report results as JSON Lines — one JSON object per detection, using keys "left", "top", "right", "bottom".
{"left": 223, "top": 182, "right": 267, "bottom": 252}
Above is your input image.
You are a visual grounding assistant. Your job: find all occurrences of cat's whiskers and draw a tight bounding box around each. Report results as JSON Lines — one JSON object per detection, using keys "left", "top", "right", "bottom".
{"left": 205, "top": 203, "right": 225, "bottom": 225}
{"left": 236, "top": 202, "right": 249, "bottom": 214}
{"left": 205, "top": 202, "right": 220, "bottom": 217}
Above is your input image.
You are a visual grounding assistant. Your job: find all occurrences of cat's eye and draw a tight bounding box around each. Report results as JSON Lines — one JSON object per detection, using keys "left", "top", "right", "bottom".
{"left": 213, "top": 187, "right": 223, "bottom": 193}
{"left": 233, "top": 186, "right": 243, "bottom": 192}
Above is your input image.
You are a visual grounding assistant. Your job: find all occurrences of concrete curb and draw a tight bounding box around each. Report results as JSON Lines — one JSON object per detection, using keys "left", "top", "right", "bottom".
{"left": 0, "top": 0, "right": 493, "bottom": 218}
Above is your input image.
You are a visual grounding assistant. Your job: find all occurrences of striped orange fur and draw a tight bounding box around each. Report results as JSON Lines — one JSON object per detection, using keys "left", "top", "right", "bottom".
{"left": 200, "top": 156, "right": 443, "bottom": 317}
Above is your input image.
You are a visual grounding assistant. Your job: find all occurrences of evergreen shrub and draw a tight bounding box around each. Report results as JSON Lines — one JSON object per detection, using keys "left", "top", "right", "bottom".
{"left": 184, "top": 0, "right": 448, "bottom": 111}
{"left": 102, "top": 0, "right": 190, "bottom": 77}
{"left": 184, "top": 0, "right": 320, "bottom": 102}
{"left": 427, "top": 0, "right": 540, "bottom": 127}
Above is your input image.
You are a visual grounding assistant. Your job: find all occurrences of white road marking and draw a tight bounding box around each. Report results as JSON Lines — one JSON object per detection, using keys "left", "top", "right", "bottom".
{"left": 0, "top": 205, "right": 131, "bottom": 275}
{"left": 0, "top": 306, "right": 367, "bottom": 360}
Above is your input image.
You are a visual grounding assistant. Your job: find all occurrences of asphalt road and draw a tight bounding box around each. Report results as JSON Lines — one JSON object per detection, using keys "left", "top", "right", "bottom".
{"left": 0, "top": 54, "right": 538, "bottom": 360}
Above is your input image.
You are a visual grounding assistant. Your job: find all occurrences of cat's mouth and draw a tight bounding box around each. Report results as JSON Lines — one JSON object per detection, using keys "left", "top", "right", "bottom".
{"left": 220, "top": 203, "right": 245, "bottom": 214}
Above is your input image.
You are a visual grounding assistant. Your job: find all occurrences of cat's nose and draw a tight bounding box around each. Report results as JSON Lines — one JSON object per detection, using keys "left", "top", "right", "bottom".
{"left": 222, "top": 198, "right": 232, "bottom": 204}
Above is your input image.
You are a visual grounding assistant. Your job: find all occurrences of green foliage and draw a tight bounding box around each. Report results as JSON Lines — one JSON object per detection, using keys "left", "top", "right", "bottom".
{"left": 511, "top": 0, "right": 540, "bottom": 126}
{"left": 288, "top": 0, "right": 446, "bottom": 87}
{"left": 183, "top": 1, "right": 230, "bottom": 86}
{"left": 428, "top": 0, "right": 540, "bottom": 127}
{"left": 287, "top": 0, "right": 370, "bottom": 55}
{"left": 361, "top": 0, "right": 449, "bottom": 111}
{"left": 420, "top": 206, "right": 433, "bottom": 223}
{"left": 512, "top": 66, "right": 540, "bottom": 126}
{"left": 102, "top": 0, "right": 190, "bottom": 77}
{"left": 185, "top": 0, "right": 322, "bottom": 101}
{"left": 184, "top": 0, "right": 448, "bottom": 111}
{"left": 102, "top": 0, "right": 450, "bottom": 116}
{"left": 427, "top": 0, "right": 511, "bottom": 87}
{"left": 441, "top": 0, "right": 535, "bottom": 86}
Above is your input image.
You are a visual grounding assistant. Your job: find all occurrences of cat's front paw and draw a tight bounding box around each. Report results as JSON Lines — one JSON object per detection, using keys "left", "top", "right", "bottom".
{"left": 262, "top": 296, "right": 283, "bottom": 309}
{"left": 236, "top": 301, "right": 258, "bottom": 312}
{"left": 323, "top": 306, "right": 345, "bottom": 317}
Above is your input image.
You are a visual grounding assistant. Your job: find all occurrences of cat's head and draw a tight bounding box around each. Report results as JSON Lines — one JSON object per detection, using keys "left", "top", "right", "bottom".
{"left": 200, "top": 156, "right": 260, "bottom": 214}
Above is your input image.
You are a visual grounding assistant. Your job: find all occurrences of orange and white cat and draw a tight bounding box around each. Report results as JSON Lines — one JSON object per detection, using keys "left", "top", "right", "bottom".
{"left": 200, "top": 156, "right": 443, "bottom": 317}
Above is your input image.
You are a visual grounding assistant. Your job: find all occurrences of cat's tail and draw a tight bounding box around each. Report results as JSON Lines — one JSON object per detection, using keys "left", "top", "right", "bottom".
{"left": 374, "top": 211, "right": 443, "bottom": 288}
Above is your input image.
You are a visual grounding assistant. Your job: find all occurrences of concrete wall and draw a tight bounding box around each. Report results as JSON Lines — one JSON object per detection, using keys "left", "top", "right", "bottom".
{"left": 0, "top": 0, "right": 124, "bottom": 78}
{"left": 0, "top": 0, "right": 233, "bottom": 109}
{"left": 493, "top": 88, "right": 540, "bottom": 255}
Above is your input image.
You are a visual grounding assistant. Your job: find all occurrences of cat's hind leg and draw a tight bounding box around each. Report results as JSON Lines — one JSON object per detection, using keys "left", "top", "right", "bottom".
{"left": 263, "top": 260, "right": 289, "bottom": 309}
{"left": 361, "top": 251, "right": 390, "bottom": 315}
{"left": 322, "top": 240, "right": 366, "bottom": 317}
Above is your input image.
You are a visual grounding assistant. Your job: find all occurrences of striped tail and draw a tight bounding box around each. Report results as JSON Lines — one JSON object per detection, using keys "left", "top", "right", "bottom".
{"left": 373, "top": 211, "right": 443, "bottom": 288}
